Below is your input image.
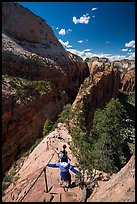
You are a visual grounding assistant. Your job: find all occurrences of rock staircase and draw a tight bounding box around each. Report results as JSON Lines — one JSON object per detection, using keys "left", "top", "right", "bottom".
{"left": 46, "top": 184, "right": 80, "bottom": 202}
{"left": 21, "top": 177, "right": 82, "bottom": 202}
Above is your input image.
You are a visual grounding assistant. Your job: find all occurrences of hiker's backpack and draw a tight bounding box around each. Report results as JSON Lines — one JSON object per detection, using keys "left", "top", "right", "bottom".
{"left": 58, "top": 150, "right": 68, "bottom": 162}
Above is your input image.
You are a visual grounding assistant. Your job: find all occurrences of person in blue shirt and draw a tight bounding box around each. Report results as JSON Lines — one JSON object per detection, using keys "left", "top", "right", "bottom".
{"left": 47, "top": 160, "right": 79, "bottom": 187}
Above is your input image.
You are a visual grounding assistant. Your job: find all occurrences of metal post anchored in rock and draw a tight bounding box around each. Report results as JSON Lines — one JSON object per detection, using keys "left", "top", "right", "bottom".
{"left": 44, "top": 168, "right": 48, "bottom": 193}
{"left": 46, "top": 141, "right": 49, "bottom": 150}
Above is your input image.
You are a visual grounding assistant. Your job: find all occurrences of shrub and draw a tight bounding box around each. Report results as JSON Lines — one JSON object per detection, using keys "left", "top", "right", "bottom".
{"left": 56, "top": 103, "right": 72, "bottom": 126}
{"left": 33, "top": 81, "right": 51, "bottom": 96}
{"left": 43, "top": 119, "right": 53, "bottom": 136}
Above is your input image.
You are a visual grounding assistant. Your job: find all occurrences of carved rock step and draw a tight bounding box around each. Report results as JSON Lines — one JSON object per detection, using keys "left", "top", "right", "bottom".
{"left": 47, "top": 185, "right": 79, "bottom": 202}
{"left": 60, "top": 192, "right": 79, "bottom": 202}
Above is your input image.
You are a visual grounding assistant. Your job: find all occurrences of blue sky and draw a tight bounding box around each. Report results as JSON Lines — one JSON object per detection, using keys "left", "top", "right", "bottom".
{"left": 18, "top": 2, "right": 135, "bottom": 61}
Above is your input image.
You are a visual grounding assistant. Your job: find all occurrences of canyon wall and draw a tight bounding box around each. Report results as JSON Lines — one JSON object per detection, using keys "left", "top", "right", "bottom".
{"left": 87, "top": 57, "right": 135, "bottom": 92}
{"left": 120, "top": 69, "right": 135, "bottom": 92}
{"left": 72, "top": 62, "right": 121, "bottom": 130}
{"left": 2, "top": 2, "right": 89, "bottom": 174}
{"left": 76, "top": 57, "right": 135, "bottom": 130}
{"left": 2, "top": 2, "right": 135, "bottom": 175}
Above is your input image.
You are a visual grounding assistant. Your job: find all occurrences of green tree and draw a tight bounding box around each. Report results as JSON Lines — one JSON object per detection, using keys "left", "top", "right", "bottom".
{"left": 43, "top": 119, "right": 53, "bottom": 136}
{"left": 70, "top": 98, "right": 129, "bottom": 175}
{"left": 57, "top": 103, "right": 71, "bottom": 127}
{"left": 89, "top": 98, "right": 128, "bottom": 173}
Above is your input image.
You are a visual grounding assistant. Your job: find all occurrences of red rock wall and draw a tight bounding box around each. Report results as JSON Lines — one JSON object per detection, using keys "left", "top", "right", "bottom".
{"left": 120, "top": 70, "right": 135, "bottom": 92}
{"left": 2, "top": 2, "right": 89, "bottom": 174}
{"left": 2, "top": 90, "right": 68, "bottom": 174}
{"left": 72, "top": 66, "right": 120, "bottom": 130}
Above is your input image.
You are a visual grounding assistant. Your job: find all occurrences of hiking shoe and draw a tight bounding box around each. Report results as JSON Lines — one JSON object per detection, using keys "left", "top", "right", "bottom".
{"left": 65, "top": 181, "right": 70, "bottom": 188}
{"left": 59, "top": 180, "right": 64, "bottom": 185}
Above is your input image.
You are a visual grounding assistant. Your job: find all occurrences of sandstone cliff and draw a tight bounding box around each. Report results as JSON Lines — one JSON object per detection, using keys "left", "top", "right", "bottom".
{"left": 2, "top": 2, "right": 89, "bottom": 96}
{"left": 2, "top": 2, "right": 135, "bottom": 194}
{"left": 86, "top": 57, "right": 135, "bottom": 92}
{"left": 120, "top": 69, "right": 135, "bottom": 92}
{"left": 78, "top": 57, "right": 135, "bottom": 130}
{"left": 72, "top": 62, "right": 120, "bottom": 130}
{"left": 87, "top": 154, "right": 135, "bottom": 202}
{"left": 2, "top": 2, "right": 89, "bottom": 174}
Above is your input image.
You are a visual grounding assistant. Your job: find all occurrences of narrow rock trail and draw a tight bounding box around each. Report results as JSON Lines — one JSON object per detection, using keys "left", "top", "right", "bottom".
{"left": 3, "top": 123, "right": 135, "bottom": 202}
{"left": 2, "top": 123, "right": 83, "bottom": 202}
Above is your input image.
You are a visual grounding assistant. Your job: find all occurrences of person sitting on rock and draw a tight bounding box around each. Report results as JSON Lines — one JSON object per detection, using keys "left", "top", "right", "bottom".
{"left": 47, "top": 158, "right": 79, "bottom": 188}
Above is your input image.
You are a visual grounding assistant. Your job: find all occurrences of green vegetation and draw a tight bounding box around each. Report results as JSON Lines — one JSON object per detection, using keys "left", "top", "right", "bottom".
{"left": 118, "top": 91, "right": 135, "bottom": 154}
{"left": 2, "top": 173, "right": 12, "bottom": 196}
{"left": 79, "top": 81, "right": 92, "bottom": 93}
{"left": 3, "top": 75, "right": 54, "bottom": 98}
{"left": 33, "top": 81, "right": 52, "bottom": 96}
{"left": 26, "top": 55, "right": 46, "bottom": 69}
{"left": 43, "top": 119, "right": 54, "bottom": 136}
{"left": 15, "top": 79, "right": 52, "bottom": 98}
{"left": 89, "top": 98, "right": 128, "bottom": 173}
{"left": 70, "top": 98, "right": 131, "bottom": 175}
{"left": 56, "top": 103, "right": 72, "bottom": 126}
{"left": 127, "top": 92, "right": 135, "bottom": 106}
{"left": 2, "top": 168, "right": 19, "bottom": 196}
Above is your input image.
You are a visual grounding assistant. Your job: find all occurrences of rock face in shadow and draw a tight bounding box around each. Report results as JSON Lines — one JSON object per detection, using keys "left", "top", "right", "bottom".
{"left": 74, "top": 57, "right": 135, "bottom": 130}
{"left": 2, "top": 2, "right": 89, "bottom": 174}
{"left": 72, "top": 64, "right": 121, "bottom": 130}
{"left": 87, "top": 154, "right": 135, "bottom": 202}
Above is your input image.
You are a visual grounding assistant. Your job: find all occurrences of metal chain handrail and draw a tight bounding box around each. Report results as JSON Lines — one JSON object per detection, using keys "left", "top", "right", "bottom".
{"left": 19, "top": 151, "right": 56, "bottom": 202}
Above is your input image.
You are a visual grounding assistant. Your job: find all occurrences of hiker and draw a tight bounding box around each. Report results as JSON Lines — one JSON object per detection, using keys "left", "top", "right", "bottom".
{"left": 47, "top": 160, "right": 79, "bottom": 187}
{"left": 58, "top": 144, "right": 71, "bottom": 162}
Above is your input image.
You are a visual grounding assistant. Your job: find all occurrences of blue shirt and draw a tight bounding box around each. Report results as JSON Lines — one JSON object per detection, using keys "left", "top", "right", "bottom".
{"left": 47, "top": 162, "right": 79, "bottom": 181}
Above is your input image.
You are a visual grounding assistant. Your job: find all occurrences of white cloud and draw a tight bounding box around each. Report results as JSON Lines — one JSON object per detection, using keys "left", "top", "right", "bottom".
{"left": 58, "top": 29, "right": 66, "bottom": 35}
{"left": 122, "top": 48, "right": 128, "bottom": 52}
{"left": 91, "top": 7, "right": 98, "bottom": 11}
{"left": 125, "top": 40, "right": 135, "bottom": 48}
{"left": 78, "top": 40, "right": 83, "bottom": 43}
{"left": 66, "top": 49, "right": 86, "bottom": 58}
{"left": 109, "top": 55, "right": 126, "bottom": 61}
{"left": 127, "top": 52, "right": 135, "bottom": 60}
{"left": 58, "top": 28, "right": 72, "bottom": 35}
{"left": 56, "top": 27, "right": 59, "bottom": 30}
{"left": 59, "top": 39, "right": 72, "bottom": 48}
{"left": 84, "top": 49, "right": 91, "bottom": 52}
{"left": 92, "top": 15, "right": 95, "bottom": 18}
{"left": 129, "top": 49, "right": 132, "bottom": 52}
{"left": 73, "top": 14, "right": 90, "bottom": 24}
{"left": 127, "top": 51, "right": 135, "bottom": 56}
{"left": 66, "top": 48, "right": 129, "bottom": 61}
